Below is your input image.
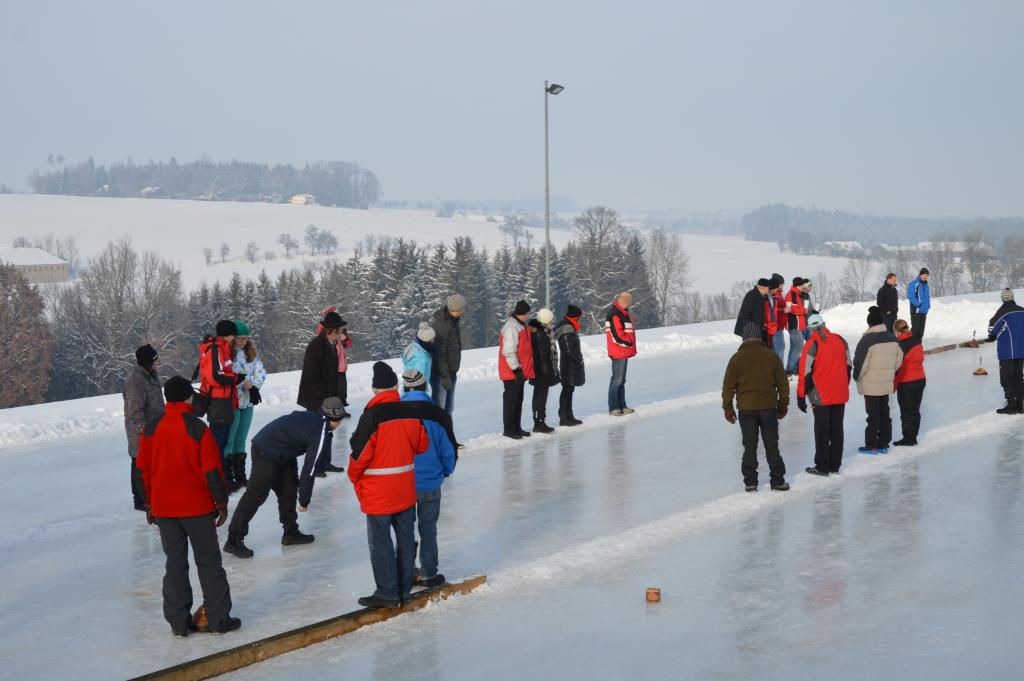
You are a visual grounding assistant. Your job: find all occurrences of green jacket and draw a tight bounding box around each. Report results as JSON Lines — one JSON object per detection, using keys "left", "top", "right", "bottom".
{"left": 722, "top": 339, "right": 790, "bottom": 414}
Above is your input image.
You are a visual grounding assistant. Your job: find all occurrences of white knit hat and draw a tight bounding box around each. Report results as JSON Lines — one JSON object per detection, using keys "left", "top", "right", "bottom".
{"left": 537, "top": 308, "right": 555, "bottom": 325}
{"left": 417, "top": 321, "right": 436, "bottom": 342}
{"left": 1002, "top": 288, "right": 1015, "bottom": 303}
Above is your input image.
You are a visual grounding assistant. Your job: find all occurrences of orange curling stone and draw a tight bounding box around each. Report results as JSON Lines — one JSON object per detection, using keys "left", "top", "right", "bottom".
{"left": 974, "top": 367, "right": 989, "bottom": 376}
{"left": 646, "top": 588, "right": 661, "bottom": 603}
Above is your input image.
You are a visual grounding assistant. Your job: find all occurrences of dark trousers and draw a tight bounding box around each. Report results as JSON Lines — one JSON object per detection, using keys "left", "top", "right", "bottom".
{"left": 896, "top": 379, "right": 926, "bottom": 441}
{"left": 910, "top": 310, "right": 927, "bottom": 339}
{"left": 503, "top": 379, "right": 526, "bottom": 434}
{"left": 558, "top": 384, "right": 575, "bottom": 420}
{"left": 338, "top": 371, "right": 348, "bottom": 406}
{"left": 416, "top": 488, "right": 442, "bottom": 580}
{"left": 864, "top": 395, "right": 892, "bottom": 449}
{"left": 532, "top": 383, "right": 550, "bottom": 421}
{"left": 738, "top": 410, "right": 785, "bottom": 487}
{"left": 883, "top": 313, "right": 896, "bottom": 334}
{"left": 210, "top": 423, "right": 232, "bottom": 468}
{"left": 366, "top": 505, "right": 416, "bottom": 602}
{"left": 999, "top": 359, "right": 1024, "bottom": 404}
{"left": 227, "top": 449, "right": 298, "bottom": 539}
{"left": 156, "top": 514, "right": 232, "bottom": 632}
{"left": 131, "top": 458, "right": 145, "bottom": 508}
{"left": 812, "top": 404, "right": 845, "bottom": 473}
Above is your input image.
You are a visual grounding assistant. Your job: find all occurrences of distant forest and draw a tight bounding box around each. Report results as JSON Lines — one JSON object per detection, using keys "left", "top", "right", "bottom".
{"left": 742, "top": 203, "right": 1024, "bottom": 252}
{"left": 27, "top": 157, "right": 381, "bottom": 208}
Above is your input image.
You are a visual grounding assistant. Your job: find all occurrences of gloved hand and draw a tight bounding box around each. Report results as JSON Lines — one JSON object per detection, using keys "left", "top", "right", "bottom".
{"left": 514, "top": 368, "right": 525, "bottom": 386}
{"left": 442, "top": 376, "right": 453, "bottom": 392}
{"left": 249, "top": 386, "right": 262, "bottom": 406}
{"left": 797, "top": 396, "right": 807, "bottom": 413}
{"left": 145, "top": 505, "right": 155, "bottom": 525}
{"left": 724, "top": 410, "right": 737, "bottom": 424}
{"left": 215, "top": 505, "right": 227, "bottom": 527}
{"left": 777, "top": 406, "right": 788, "bottom": 420}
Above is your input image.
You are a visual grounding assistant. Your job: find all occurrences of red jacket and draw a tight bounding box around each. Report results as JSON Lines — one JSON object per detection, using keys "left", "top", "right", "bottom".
{"left": 198, "top": 336, "right": 238, "bottom": 405}
{"left": 772, "top": 289, "right": 788, "bottom": 333}
{"left": 499, "top": 317, "right": 536, "bottom": 380}
{"left": 136, "top": 402, "right": 227, "bottom": 518}
{"left": 797, "top": 327, "right": 851, "bottom": 406}
{"left": 895, "top": 332, "right": 926, "bottom": 387}
{"left": 348, "top": 390, "right": 429, "bottom": 515}
{"left": 605, "top": 303, "right": 638, "bottom": 359}
{"left": 785, "top": 287, "right": 807, "bottom": 330}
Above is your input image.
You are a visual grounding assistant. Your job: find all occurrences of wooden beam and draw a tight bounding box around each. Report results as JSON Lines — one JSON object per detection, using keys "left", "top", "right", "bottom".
{"left": 129, "top": 575, "right": 487, "bottom": 681}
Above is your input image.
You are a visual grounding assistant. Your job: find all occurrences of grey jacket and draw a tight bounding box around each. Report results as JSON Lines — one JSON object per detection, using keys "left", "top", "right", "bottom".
{"left": 123, "top": 364, "right": 165, "bottom": 457}
{"left": 853, "top": 325, "right": 903, "bottom": 397}
{"left": 430, "top": 306, "right": 463, "bottom": 382}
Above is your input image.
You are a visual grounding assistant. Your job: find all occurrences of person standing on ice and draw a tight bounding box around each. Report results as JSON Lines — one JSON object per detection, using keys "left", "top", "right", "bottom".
{"left": 892, "top": 319, "right": 926, "bottom": 445}
{"left": 784, "top": 277, "right": 809, "bottom": 375}
{"left": 124, "top": 344, "right": 164, "bottom": 511}
{"left": 430, "top": 294, "right": 466, "bottom": 417}
{"left": 222, "top": 397, "right": 345, "bottom": 559}
{"left": 554, "top": 304, "right": 586, "bottom": 426}
{"left": 907, "top": 268, "right": 931, "bottom": 339}
{"left": 988, "top": 288, "right": 1024, "bottom": 414}
{"left": 197, "top": 320, "right": 242, "bottom": 466}
{"left": 403, "top": 322, "right": 436, "bottom": 390}
{"left": 877, "top": 273, "right": 900, "bottom": 334}
{"left": 135, "top": 376, "right": 239, "bottom": 636}
{"left": 852, "top": 306, "right": 903, "bottom": 455}
{"left": 528, "top": 308, "right": 560, "bottom": 433}
{"left": 298, "top": 311, "right": 347, "bottom": 476}
{"left": 606, "top": 291, "right": 638, "bottom": 415}
{"left": 800, "top": 279, "right": 817, "bottom": 340}
{"left": 769, "top": 274, "right": 788, "bottom": 363}
{"left": 348, "top": 362, "right": 430, "bottom": 608}
{"left": 500, "top": 300, "right": 536, "bottom": 438}
{"left": 400, "top": 368, "right": 456, "bottom": 589}
{"left": 797, "top": 313, "right": 852, "bottom": 476}
{"left": 734, "top": 278, "right": 769, "bottom": 342}
{"left": 223, "top": 320, "right": 266, "bottom": 494}
{"left": 721, "top": 322, "right": 791, "bottom": 492}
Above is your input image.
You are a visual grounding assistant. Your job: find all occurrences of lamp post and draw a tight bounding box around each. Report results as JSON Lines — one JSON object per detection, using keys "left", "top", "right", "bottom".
{"left": 544, "top": 81, "right": 564, "bottom": 310}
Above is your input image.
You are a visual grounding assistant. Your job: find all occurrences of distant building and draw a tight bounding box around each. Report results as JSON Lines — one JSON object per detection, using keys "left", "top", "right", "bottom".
{"left": 0, "top": 247, "right": 70, "bottom": 284}
{"left": 290, "top": 194, "right": 316, "bottom": 205}
{"left": 823, "top": 240, "right": 866, "bottom": 257}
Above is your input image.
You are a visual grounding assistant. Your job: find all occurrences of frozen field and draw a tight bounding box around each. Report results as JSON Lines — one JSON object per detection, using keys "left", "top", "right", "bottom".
{"left": 0, "top": 293, "right": 1019, "bottom": 680}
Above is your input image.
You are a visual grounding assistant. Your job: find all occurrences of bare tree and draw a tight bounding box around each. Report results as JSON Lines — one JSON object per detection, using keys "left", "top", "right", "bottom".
{"left": 245, "top": 241, "right": 260, "bottom": 264}
{"left": 264, "top": 251, "right": 277, "bottom": 262}
{"left": 202, "top": 247, "right": 213, "bottom": 266}
{"left": 499, "top": 215, "right": 529, "bottom": 248}
{"left": 1002, "top": 236, "right": 1024, "bottom": 288}
{"left": 277, "top": 233, "right": 299, "bottom": 258}
{"left": 644, "top": 228, "right": 692, "bottom": 324}
{"left": 11, "top": 236, "right": 31, "bottom": 247}
{"left": 219, "top": 242, "right": 230, "bottom": 263}
{"left": 962, "top": 231, "right": 997, "bottom": 293}
{"left": 305, "top": 224, "right": 320, "bottom": 255}
{"left": 923, "top": 233, "right": 963, "bottom": 297}
{"left": 809, "top": 271, "right": 839, "bottom": 311}
{"left": 838, "top": 254, "right": 875, "bottom": 303}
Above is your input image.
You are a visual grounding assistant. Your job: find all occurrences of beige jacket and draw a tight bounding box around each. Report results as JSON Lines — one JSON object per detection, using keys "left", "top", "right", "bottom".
{"left": 853, "top": 325, "right": 903, "bottom": 397}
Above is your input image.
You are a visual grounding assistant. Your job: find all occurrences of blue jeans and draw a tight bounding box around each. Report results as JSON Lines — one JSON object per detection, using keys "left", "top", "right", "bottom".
{"left": 786, "top": 329, "right": 805, "bottom": 374}
{"left": 429, "top": 374, "right": 457, "bottom": 416}
{"left": 366, "top": 505, "right": 416, "bottom": 602}
{"left": 416, "top": 488, "right": 442, "bottom": 579}
{"left": 772, "top": 331, "right": 786, "bottom": 364}
{"left": 609, "top": 358, "right": 629, "bottom": 412}
{"left": 802, "top": 329, "right": 811, "bottom": 341}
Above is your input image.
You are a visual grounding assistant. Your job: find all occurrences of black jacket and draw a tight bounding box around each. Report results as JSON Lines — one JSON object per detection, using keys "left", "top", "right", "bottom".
{"left": 876, "top": 283, "right": 898, "bottom": 316}
{"left": 734, "top": 288, "right": 766, "bottom": 337}
{"left": 252, "top": 410, "right": 332, "bottom": 507}
{"left": 528, "top": 320, "right": 560, "bottom": 387}
{"left": 553, "top": 319, "right": 586, "bottom": 387}
{"left": 297, "top": 333, "right": 339, "bottom": 411}
{"left": 430, "top": 306, "right": 463, "bottom": 380}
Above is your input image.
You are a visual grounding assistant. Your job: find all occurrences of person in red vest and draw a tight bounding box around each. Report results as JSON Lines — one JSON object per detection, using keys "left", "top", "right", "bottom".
{"left": 197, "top": 320, "right": 242, "bottom": 466}
{"left": 796, "top": 314, "right": 852, "bottom": 476}
{"left": 784, "top": 277, "right": 809, "bottom": 375}
{"left": 136, "top": 375, "right": 240, "bottom": 636}
{"left": 499, "top": 300, "right": 535, "bottom": 439}
{"left": 606, "top": 291, "right": 638, "bottom": 415}
{"left": 769, "top": 274, "right": 788, "bottom": 362}
{"left": 892, "top": 319, "right": 926, "bottom": 446}
{"left": 348, "top": 362, "right": 430, "bottom": 608}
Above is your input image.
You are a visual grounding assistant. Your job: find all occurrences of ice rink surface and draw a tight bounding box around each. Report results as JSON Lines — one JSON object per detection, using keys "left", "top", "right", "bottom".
{"left": 1, "top": 325, "right": 1021, "bottom": 680}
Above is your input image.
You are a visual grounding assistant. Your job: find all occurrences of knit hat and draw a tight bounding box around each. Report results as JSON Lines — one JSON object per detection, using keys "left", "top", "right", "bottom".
{"left": 371, "top": 361, "right": 398, "bottom": 390}
{"left": 756, "top": 278, "right": 771, "bottom": 288}
{"left": 867, "top": 305, "right": 884, "bottom": 326}
{"left": 771, "top": 273, "right": 784, "bottom": 288}
{"left": 215, "top": 319, "right": 238, "bottom": 337}
{"left": 807, "top": 313, "right": 825, "bottom": 329}
{"left": 742, "top": 322, "right": 762, "bottom": 340}
{"left": 1002, "top": 288, "right": 1015, "bottom": 302}
{"left": 513, "top": 300, "right": 531, "bottom": 316}
{"left": 446, "top": 294, "right": 467, "bottom": 312}
{"left": 537, "top": 308, "right": 555, "bottom": 325}
{"left": 163, "top": 375, "right": 195, "bottom": 403}
{"left": 792, "top": 277, "right": 807, "bottom": 287}
{"left": 320, "top": 397, "right": 346, "bottom": 421}
{"left": 135, "top": 344, "right": 158, "bottom": 366}
{"left": 565, "top": 304, "right": 582, "bottom": 319}
{"left": 920, "top": 267, "right": 930, "bottom": 276}
{"left": 402, "top": 368, "right": 427, "bottom": 390}
{"left": 321, "top": 311, "right": 343, "bottom": 329}
{"left": 233, "top": 320, "right": 251, "bottom": 337}
{"left": 417, "top": 321, "right": 436, "bottom": 343}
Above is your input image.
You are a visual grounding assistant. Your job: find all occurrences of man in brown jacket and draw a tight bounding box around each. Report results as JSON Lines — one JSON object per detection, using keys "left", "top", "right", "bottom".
{"left": 722, "top": 323, "right": 791, "bottom": 492}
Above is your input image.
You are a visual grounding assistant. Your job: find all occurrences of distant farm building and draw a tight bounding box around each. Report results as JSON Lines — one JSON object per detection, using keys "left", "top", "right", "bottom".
{"left": 822, "top": 240, "right": 866, "bottom": 257}
{"left": 0, "top": 247, "right": 70, "bottom": 284}
{"left": 290, "top": 194, "right": 316, "bottom": 205}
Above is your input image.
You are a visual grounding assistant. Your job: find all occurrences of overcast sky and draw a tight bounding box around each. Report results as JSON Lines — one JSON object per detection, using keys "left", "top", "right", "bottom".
{"left": 1, "top": 1, "right": 1021, "bottom": 217}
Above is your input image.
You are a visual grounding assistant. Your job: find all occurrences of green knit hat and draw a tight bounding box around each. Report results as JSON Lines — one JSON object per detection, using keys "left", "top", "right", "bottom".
{"left": 233, "top": 320, "right": 252, "bottom": 337}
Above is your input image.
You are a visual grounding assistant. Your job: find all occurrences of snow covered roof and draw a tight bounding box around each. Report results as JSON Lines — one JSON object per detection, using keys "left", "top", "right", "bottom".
{"left": 823, "top": 240, "right": 864, "bottom": 250}
{"left": 0, "top": 247, "right": 67, "bottom": 266}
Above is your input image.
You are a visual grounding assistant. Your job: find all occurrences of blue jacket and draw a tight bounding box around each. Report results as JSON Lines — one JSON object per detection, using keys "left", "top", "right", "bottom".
{"left": 907, "top": 276, "right": 930, "bottom": 314}
{"left": 402, "top": 339, "right": 433, "bottom": 384}
{"left": 401, "top": 391, "right": 456, "bottom": 493}
{"left": 251, "top": 410, "right": 332, "bottom": 507}
{"left": 991, "top": 309, "right": 1024, "bottom": 361}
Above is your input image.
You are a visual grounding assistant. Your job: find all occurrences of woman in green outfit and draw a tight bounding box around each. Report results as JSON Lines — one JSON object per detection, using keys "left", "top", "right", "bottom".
{"left": 225, "top": 320, "right": 267, "bottom": 493}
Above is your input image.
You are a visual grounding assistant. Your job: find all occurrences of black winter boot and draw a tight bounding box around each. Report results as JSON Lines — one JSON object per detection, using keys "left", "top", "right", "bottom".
{"left": 223, "top": 536, "right": 254, "bottom": 559}
{"left": 997, "top": 401, "right": 1019, "bottom": 415}
{"left": 533, "top": 413, "right": 555, "bottom": 434}
{"left": 282, "top": 528, "right": 315, "bottom": 545}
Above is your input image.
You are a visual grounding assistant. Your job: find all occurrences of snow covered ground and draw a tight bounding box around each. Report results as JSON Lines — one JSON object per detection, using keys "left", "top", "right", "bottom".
{"left": 0, "top": 194, "right": 850, "bottom": 295}
{"left": 0, "top": 292, "right": 1018, "bottom": 680}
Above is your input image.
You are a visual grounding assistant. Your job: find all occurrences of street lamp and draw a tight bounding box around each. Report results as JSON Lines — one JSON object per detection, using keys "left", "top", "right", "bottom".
{"left": 544, "top": 81, "right": 563, "bottom": 309}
